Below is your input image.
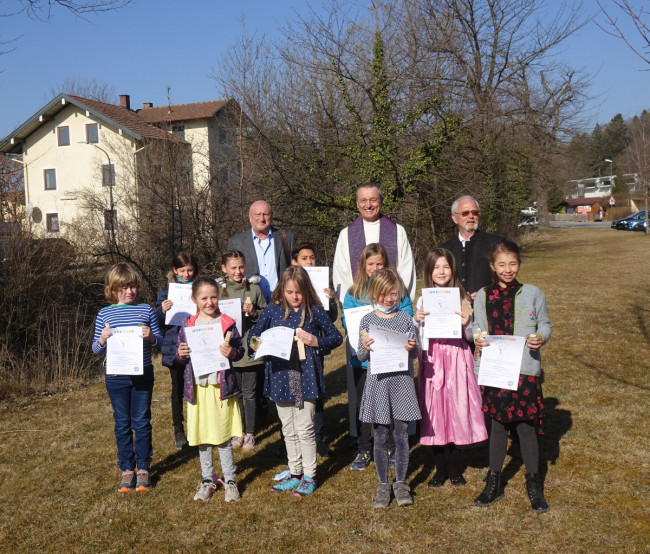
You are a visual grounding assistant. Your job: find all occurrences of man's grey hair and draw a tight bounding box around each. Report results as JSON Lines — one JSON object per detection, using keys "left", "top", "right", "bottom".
{"left": 356, "top": 182, "right": 383, "bottom": 202}
{"left": 451, "top": 195, "right": 480, "bottom": 215}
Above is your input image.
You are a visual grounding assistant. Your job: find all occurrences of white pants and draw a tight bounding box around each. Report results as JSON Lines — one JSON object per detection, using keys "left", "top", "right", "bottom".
{"left": 276, "top": 400, "right": 317, "bottom": 479}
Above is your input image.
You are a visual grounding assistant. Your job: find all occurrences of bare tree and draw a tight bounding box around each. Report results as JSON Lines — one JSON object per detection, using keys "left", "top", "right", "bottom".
{"left": 597, "top": 0, "right": 650, "bottom": 65}
{"left": 49, "top": 77, "right": 118, "bottom": 103}
{"left": 621, "top": 110, "right": 650, "bottom": 233}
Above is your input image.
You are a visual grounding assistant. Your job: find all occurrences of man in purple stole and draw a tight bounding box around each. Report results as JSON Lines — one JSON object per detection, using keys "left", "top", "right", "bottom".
{"left": 333, "top": 183, "right": 416, "bottom": 441}
{"left": 333, "top": 183, "right": 416, "bottom": 303}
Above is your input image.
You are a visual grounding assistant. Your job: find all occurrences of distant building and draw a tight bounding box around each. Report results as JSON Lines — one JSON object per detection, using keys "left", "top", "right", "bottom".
{"left": 0, "top": 93, "right": 239, "bottom": 237}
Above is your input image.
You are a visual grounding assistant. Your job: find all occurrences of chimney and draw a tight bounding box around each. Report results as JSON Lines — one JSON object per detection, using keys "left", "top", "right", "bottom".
{"left": 119, "top": 95, "right": 131, "bottom": 110}
{"left": 142, "top": 102, "right": 153, "bottom": 109}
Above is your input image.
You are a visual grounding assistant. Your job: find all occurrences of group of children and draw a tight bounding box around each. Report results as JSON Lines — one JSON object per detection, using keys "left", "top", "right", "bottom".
{"left": 93, "top": 237, "right": 551, "bottom": 512}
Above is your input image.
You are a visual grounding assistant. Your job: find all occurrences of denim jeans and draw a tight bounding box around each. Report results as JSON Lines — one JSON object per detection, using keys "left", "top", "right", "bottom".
{"left": 105, "top": 366, "right": 154, "bottom": 471}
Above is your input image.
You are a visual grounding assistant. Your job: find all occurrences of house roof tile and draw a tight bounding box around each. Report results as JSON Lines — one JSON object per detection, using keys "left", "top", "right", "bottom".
{"left": 137, "top": 100, "right": 231, "bottom": 123}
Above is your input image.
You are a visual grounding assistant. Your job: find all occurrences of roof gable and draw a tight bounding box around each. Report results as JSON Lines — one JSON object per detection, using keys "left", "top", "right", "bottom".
{"left": 0, "top": 93, "right": 187, "bottom": 154}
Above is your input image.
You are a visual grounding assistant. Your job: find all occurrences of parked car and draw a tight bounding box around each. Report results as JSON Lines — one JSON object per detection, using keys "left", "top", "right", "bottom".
{"left": 521, "top": 206, "right": 538, "bottom": 216}
{"left": 518, "top": 216, "right": 538, "bottom": 229}
{"left": 632, "top": 220, "right": 647, "bottom": 232}
{"left": 611, "top": 211, "right": 644, "bottom": 230}
{"left": 626, "top": 212, "right": 648, "bottom": 230}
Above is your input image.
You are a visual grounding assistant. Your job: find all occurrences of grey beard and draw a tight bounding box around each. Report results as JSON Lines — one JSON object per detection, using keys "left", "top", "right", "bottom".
{"left": 463, "top": 222, "right": 478, "bottom": 233}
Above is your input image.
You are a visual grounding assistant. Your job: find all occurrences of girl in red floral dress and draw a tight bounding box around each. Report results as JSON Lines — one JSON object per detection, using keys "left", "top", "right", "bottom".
{"left": 472, "top": 240, "right": 552, "bottom": 513}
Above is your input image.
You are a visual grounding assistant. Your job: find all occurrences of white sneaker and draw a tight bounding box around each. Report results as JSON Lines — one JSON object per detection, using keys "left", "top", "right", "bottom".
{"left": 224, "top": 480, "right": 241, "bottom": 502}
{"left": 194, "top": 479, "right": 217, "bottom": 501}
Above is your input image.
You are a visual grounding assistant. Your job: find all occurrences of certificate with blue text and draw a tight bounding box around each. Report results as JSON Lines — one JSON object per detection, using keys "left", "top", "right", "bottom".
{"left": 421, "top": 287, "right": 462, "bottom": 339}
{"left": 477, "top": 335, "right": 526, "bottom": 390}
{"left": 106, "top": 326, "right": 144, "bottom": 375}
{"left": 185, "top": 324, "right": 229, "bottom": 377}
{"left": 368, "top": 323, "right": 409, "bottom": 375}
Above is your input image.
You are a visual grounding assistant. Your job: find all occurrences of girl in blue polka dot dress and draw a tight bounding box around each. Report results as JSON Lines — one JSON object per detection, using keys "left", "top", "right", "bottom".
{"left": 249, "top": 266, "right": 342, "bottom": 497}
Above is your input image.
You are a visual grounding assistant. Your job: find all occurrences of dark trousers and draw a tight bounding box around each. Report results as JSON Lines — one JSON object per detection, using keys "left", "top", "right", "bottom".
{"left": 168, "top": 362, "right": 185, "bottom": 429}
{"left": 235, "top": 365, "right": 263, "bottom": 435}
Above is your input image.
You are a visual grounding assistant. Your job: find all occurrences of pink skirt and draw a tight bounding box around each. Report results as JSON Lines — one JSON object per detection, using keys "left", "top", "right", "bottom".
{"left": 418, "top": 338, "right": 487, "bottom": 446}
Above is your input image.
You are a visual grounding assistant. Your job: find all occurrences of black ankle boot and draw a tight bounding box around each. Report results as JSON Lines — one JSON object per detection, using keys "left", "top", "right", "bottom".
{"left": 473, "top": 469, "right": 504, "bottom": 507}
{"left": 525, "top": 473, "right": 549, "bottom": 513}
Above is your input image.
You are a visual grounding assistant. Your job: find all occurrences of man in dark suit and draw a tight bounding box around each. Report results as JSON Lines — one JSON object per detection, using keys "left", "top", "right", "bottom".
{"left": 227, "top": 200, "right": 295, "bottom": 301}
{"left": 439, "top": 195, "right": 503, "bottom": 300}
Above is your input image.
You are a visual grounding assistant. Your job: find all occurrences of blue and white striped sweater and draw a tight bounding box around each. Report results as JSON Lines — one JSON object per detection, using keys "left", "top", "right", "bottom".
{"left": 92, "top": 303, "right": 163, "bottom": 370}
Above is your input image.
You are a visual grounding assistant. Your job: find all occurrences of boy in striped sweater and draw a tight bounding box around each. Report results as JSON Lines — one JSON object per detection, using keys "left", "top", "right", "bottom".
{"left": 92, "top": 263, "right": 163, "bottom": 493}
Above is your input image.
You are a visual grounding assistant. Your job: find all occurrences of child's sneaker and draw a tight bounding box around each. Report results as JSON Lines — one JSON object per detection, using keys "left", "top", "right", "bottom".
{"left": 392, "top": 481, "right": 414, "bottom": 507}
{"left": 388, "top": 448, "right": 396, "bottom": 469}
{"left": 224, "top": 480, "right": 241, "bottom": 502}
{"left": 242, "top": 434, "right": 256, "bottom": 452}
{"left": 135, "top": 470, "right": 151, "bottom": 492}
{"left": 271, "top": 475, "right": 302, "bottom": 492}
{"left": 293, "top": 476, "right": 317, "bottom": 497}
{"left": 231, "top": 436, "right": 244, "bottom": 450}
{"left": 350, "top": 449, "right": 372, "bottom": 471}
{"left": 118, "top": 470, "right": 136, "bottom": 493}
{"left": 194, "top": 479, "right": 217, "bottom": 501}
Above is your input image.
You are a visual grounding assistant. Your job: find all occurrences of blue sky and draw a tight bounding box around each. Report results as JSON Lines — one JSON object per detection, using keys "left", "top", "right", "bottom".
{"left": 1, "top": 0, "right": 648, "bottom": 139}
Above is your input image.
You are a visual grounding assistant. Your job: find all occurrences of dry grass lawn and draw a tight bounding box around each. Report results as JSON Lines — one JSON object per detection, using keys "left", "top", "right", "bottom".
{"left": 0, "top": 227, "right": 648, "bottom": 552}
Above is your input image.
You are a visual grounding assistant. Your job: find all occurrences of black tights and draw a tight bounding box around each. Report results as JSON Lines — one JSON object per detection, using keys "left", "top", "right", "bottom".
{"left": 374, "top": 420, "right": 409, "bottom": 483}
{"left": 432, "top": 444, "right": 462, "bottom": 478}
{"left": 489, "top": 419, "right": 539, "bottom": 474}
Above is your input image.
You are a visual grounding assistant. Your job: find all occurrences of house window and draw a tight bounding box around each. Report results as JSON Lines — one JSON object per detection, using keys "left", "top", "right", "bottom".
{"left": 218, "top": 127, "right": 230, "bottom": 145}
{"left": 172, "top": 124, "right": 185, "bottom": 139}
{"left": 86, "top": 123, "right": 99, "bottom": 143}
{"left": 57, "top": 126, "right": 70, "bottom": 146}
{"left": 104, "top": 209, "right": 118, "bottom": 231}
{"left": 44, "top": 168, "right": 57, "bottom": 190}
{"left": 46, "top": 213, "right": 60, "bottom": 233}
{"left": 102, "top": 164, "right": 115, "bottom": 187}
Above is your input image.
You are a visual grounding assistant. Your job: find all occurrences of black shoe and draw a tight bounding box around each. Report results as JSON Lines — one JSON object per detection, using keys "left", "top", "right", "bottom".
{"left": 450, "top": 474, "right": 467, "bottom": 486}
{"left": 428, "top": 471, "right": 448, "bottom": 487}
{"left": 525, "top": 473, "right": 550, "bottom": 513}
{"left": 473, "top": 470, "right": 504, "bottom": 507}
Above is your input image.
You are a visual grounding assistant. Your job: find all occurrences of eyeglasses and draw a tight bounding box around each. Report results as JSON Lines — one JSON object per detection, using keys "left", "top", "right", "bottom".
{"left": 455, "top": 210, "right": 480, "bottom": 217}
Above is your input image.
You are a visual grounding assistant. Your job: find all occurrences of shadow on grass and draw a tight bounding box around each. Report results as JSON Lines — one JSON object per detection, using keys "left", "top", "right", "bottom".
{"left": 634, "top": 303, "right": 650, "bottom": 348}
{"left": 580, "top": 353, "right": 649, "bottom": 392}
{"left": 500, "top": 396, "right": 572, "bottom": 489}
{"left": 150, "top": 446, "right": 199, "bottom": 486}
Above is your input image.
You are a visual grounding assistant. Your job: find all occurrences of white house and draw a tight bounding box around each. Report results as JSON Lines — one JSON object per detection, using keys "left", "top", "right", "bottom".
{"left": 0, "top": 93, "right": 238, "bottom": 237}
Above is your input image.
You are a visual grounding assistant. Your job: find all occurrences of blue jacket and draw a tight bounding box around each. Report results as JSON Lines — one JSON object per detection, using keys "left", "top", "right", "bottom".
{"left": 341, "top": 291, "right": 413, "bottom": 369}
{"left": 249, "top": 304, "right": 343, "bottom": 402}
{"left": 155, "top": 282, "right": 185, "bottom": 368}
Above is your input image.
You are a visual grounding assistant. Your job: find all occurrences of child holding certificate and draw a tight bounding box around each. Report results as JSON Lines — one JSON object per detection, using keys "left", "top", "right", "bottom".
{"left": 291, "top": 242, "right": 337, "bottom": 456}
{"left": 249, "top": 266, "right": 343, "bottom": 497}
{"left": 92, "top": 263, "right": 163, "bottom": 493}
{"left": 155, "top": 251, "right": 199, "bottom": 451}
{"left": 413, "top": 248, "right": 487, "bottom": 488}
{"left": 341, "top": 243, "right": 413, "bottom": 471}
{"left": 219, "top": 250, "right": 267, "bottom": 452}
{"left": 357, "top": 268, "right": 420, "bottom": 508}
{"left": 472, "top": 240, "right": 551, "bottom": 513}
{"left": 177, "top": 276, "right": 245, "bottom": 503}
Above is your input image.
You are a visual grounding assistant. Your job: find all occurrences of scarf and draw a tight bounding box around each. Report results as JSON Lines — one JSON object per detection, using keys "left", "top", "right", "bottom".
{"left": 348, "top": 215, "right": 398, "bottom": 279}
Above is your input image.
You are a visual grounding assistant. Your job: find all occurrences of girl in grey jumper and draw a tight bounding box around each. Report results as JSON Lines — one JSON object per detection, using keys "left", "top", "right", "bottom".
{"left": 472, "top": 240, "right": 551, "bottom": 513}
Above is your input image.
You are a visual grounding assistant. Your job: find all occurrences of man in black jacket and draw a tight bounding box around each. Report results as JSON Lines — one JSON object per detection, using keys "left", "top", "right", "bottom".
{"left": 439, "top": 196, "right": 503, "bottom": 300}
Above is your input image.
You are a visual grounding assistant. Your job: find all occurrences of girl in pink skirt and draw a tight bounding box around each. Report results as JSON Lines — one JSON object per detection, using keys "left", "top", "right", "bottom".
{"left": 414, "top": 248, "right": 487, "bottom": 487}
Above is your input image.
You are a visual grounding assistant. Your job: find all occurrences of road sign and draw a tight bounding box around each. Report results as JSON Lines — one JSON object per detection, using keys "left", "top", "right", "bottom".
{"left": 609, "top": 196, "right": 615, "bottom": 206}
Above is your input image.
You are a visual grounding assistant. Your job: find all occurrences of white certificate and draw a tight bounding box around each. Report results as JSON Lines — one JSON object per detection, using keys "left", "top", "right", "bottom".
{"left": 219, "top": 298, "right": 242, "bottom": 336}
{"left": 367, "top": 323, "right": 410, "bottom": 375}
{"left": 303, "top": 266, "right": 330, "bottom": 307}
{"left": 185, "top": 324, "right": 230, "bottom": 377}
{"left": 165, "top": 283, "right": 195, "bottom": 326}
{"left": 106, "top": 326, "right": 144, "bottom": 375}
{"left": 343, "top": 305, "right": 373, "bottom": 356}
{"left": 254, "top": 326, "right": 295, "bottom": 361}
{"left": 477, "top": 335, "right": 527, "bottom": 390}
{"left": 422, "top": 287, "right": 462, "bottom": 339}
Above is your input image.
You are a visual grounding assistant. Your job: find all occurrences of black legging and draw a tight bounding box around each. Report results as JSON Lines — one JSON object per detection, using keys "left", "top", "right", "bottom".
{"left": 374, "top": 419, "right": 409, "bottom": 483}
{"left": 432, "top": 444, "right": 462, "bottom": 478}
{"left": 489, "top": 420, "right": 539, "bottom": 474}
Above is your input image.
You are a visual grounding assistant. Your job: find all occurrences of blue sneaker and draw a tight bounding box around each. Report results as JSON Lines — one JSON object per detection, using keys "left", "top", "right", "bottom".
{"left": 351, "top": 449, "right": 372, "bottom": 471}
{"left": 293, "top": 476, "right": 317, "bottom": 497}
{"left": 271, "top": 475, "right": 301, "bottom": 492}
